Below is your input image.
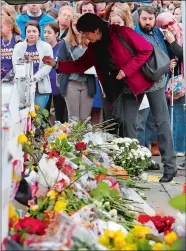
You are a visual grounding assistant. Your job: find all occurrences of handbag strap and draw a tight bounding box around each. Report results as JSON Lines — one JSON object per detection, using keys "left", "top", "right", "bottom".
{"left": 116, "top": 28, "right": 136, "bottom": 56}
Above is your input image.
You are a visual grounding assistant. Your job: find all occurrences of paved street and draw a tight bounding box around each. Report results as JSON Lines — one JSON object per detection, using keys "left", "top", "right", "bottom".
{"left": 142, "top": 156, "right": 185, "bottom": 216}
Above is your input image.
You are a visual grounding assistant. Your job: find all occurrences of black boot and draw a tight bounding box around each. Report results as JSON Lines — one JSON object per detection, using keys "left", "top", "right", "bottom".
{"left": 159, "top": 172, "right": 177, "bottom": 183}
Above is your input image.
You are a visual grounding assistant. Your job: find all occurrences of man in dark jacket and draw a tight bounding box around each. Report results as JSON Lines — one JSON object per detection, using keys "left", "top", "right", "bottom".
{"left": 43, "top": 13, "right": 176, "bottom": 182}
{"left": 134, "top": 6, "right": 177, "bottom": 182}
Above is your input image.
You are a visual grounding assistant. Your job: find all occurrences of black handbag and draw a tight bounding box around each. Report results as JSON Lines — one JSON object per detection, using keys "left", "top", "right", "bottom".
{"left": 116, "top": 29, "right": 170, "bottom": 82}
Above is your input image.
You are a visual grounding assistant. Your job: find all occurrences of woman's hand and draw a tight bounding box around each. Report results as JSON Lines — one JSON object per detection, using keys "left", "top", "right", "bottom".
{"left": 163, "top": 30, "right": 175, "bottom": 44}
{"left": 42, "top": 56, "right": 56, "bottom": 67}
{"left": 116, "top": 70, "right": 125, "bottom": 80}
{"left": 170, "top": 59, "right": 177, "bottom": 72}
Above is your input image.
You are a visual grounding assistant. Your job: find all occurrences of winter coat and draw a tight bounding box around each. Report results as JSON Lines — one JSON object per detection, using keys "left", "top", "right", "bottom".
{"left": 56, "top": 25, "right": 154, "bottom": 97}
{"left": 12, "top": 39, "right": 53, "bottom": 94}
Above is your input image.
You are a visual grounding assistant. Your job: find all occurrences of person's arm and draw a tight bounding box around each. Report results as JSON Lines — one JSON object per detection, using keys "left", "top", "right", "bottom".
{"left": 34, "top": 43, "right": 53, "bottom": 81}
{"left": 43, "top": 44, "right": 94, "bottom": 74}
{"left": 119, "top": 27, "right": 153, "bottom": 78}
{"left": 168, "top": 41, "right": 183, "bottom": 61}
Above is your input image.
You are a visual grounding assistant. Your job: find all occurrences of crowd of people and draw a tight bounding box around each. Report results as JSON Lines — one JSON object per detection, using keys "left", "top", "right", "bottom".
{"left": 1, "top": 0, "right": 185, "bottom": 182}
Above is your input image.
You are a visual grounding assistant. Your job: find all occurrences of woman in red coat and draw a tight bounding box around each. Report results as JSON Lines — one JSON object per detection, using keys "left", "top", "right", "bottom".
{"left": 43, "top": 14, "right": 176, "bottom": 183}
{"left": 43, "top": 13, "right": 153, "bottom": 132}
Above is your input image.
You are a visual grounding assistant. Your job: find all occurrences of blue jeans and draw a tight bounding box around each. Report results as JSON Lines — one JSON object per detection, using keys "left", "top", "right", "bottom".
{"left": 137, "top": 108, "right": 157, "bottom": 147}
{"left": 171, "top": 96, "right": 186, "bottom": 152}
{"left": 35, "top": 93, "right": 50, "bottom": 109}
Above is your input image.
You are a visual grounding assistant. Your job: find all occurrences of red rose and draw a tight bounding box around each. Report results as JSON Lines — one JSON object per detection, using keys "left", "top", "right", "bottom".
{"left": 56, "top": 156, "right": 66, "bottom": 169}
{"left": 75, "top": 142, "right": 87, "bottom": 151}
{"left": 14, "top": 217, "right": 47, "bottom": 235}
{"left": 47, "top": 149, "right": 60, "bottom": 159}
{"left": 138, "top": 214, "right": 151, "bottom": 224}
{"left": 164, "top": 228, "right": 173, "bottom": 235}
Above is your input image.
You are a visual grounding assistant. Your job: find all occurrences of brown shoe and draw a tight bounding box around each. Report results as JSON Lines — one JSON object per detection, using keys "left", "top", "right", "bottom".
{"left": 151, "top": 141, "right": 160, "bottom": 156}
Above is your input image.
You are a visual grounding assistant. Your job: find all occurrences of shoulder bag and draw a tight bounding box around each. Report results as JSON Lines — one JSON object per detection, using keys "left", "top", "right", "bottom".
{"left": 116, "top": 29, "right": 170, "bottom": 82}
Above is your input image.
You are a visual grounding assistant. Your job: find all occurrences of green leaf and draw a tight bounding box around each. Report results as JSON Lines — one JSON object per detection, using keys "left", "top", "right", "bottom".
{"left": 71, "top": 157, "right": 81, "bottom": 164}
{"left": 37, "top": 197, "right": 43, "bottom": 208}
{"left": 137, "top": 240, "right": 152, "bottom": 251}
{"left": 98, "top": 167, "right": 108, "bottom": 175}
{"left": 41, "top": 109, "right": 49, "bottom": 118}
{"left": 37, "top": 213, "right": 44, "bottom": 220}
{"left": 170, "top": 238, "right": 186, "bottom": 251}
{"left": 91, "top": 182, "right": 110, "bottom": 200}
{"left": 169, "top": 194, "right": 186, "bottom": 212}
{"left": 24, "top": 161, "right": 32, "bottom": 166}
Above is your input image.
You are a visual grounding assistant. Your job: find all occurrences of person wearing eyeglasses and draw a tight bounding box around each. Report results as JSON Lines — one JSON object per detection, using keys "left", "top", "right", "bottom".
{"left": 156, "top": 12, "right": 185, "bottom": 167}
{"left": 57, "top": 6, "right": 74, "bottom": 39}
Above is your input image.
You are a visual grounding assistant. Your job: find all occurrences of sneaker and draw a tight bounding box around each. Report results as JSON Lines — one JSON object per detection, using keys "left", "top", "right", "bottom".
{"left": 176, "top": 152, "right": 186, "bottom": 157}
{"left": 151, "top": 141, "right": 160, "bottom": 156}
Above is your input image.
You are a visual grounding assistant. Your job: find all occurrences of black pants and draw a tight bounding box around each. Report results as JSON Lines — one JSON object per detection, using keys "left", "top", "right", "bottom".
{"left": 46, "top": 94, "right": 68, "bottom": 123}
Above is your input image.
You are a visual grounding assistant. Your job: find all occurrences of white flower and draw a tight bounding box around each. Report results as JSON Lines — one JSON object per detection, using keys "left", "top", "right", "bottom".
{"left": 113, "top": 138, "right": 126, "bottom": 144}
{"left": 132, "top": 138, "right": 139, "bottom": 143}
{"left": 38, "top": 156, "right": 70, "bottom": 188}
{"left": 94, "top": 200, "right": 102, "bottom": 208}
{"left": 109, "top": 209, "right": 117, "bottom": 217}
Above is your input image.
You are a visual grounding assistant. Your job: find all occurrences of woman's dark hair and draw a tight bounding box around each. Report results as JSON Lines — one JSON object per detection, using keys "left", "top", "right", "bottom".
{"left": 25, "top": 20, "right": 41, "bottom": 35}
{"left": 45, "top": 22, "right": 60, "bottom": 34}
{"left": 76, "top": 13, "right": 105, "bottom": 32}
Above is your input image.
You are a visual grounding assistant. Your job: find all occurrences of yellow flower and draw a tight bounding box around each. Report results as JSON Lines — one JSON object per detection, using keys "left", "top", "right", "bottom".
{"left": 152, "top": 242, "right": 163, "bottom": 251}
{"left": 54, "top": 200, "right": 68, "bottom": 212}
{"left": 58, "top": 133, "right": 68, "bottom": 140}
{"left": 30, "top": 111, "right": 37, "bottom": 118}
{"left": 44, "top": 127, "right": 55, "bottom": 136}
{"left": 34, "top": 105, "right": 40, "bottom": 111}
{"left": 18, "top": 133, "right": 28, "bottom": 144}
{"left": 9, "top": 204, "right": 17, "bottom": 220}
{"left": 114, "top": 235, "right": 126, "bottom": 249}
{"left": 47, "top": 190, "right": 58, "bottom": 200}
{"left": 164, "top": 232, "right": 178, "bottom": 246}
{"left": 132, "top": 225, "right": 151, "bottom": 239}
{"left": 99, "top": 235, "right": 110, "bottom": 247}
{"left": 104, "top": 230, "right": 117, "bottom": 239}
{"left": 122, "top": 244, "right": 137, "bottom": 251}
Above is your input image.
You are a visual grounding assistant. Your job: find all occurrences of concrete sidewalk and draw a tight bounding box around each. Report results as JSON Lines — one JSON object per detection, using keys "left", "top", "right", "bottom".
{"left": 142, "top": 156, "right": 185, "bottom": 217}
